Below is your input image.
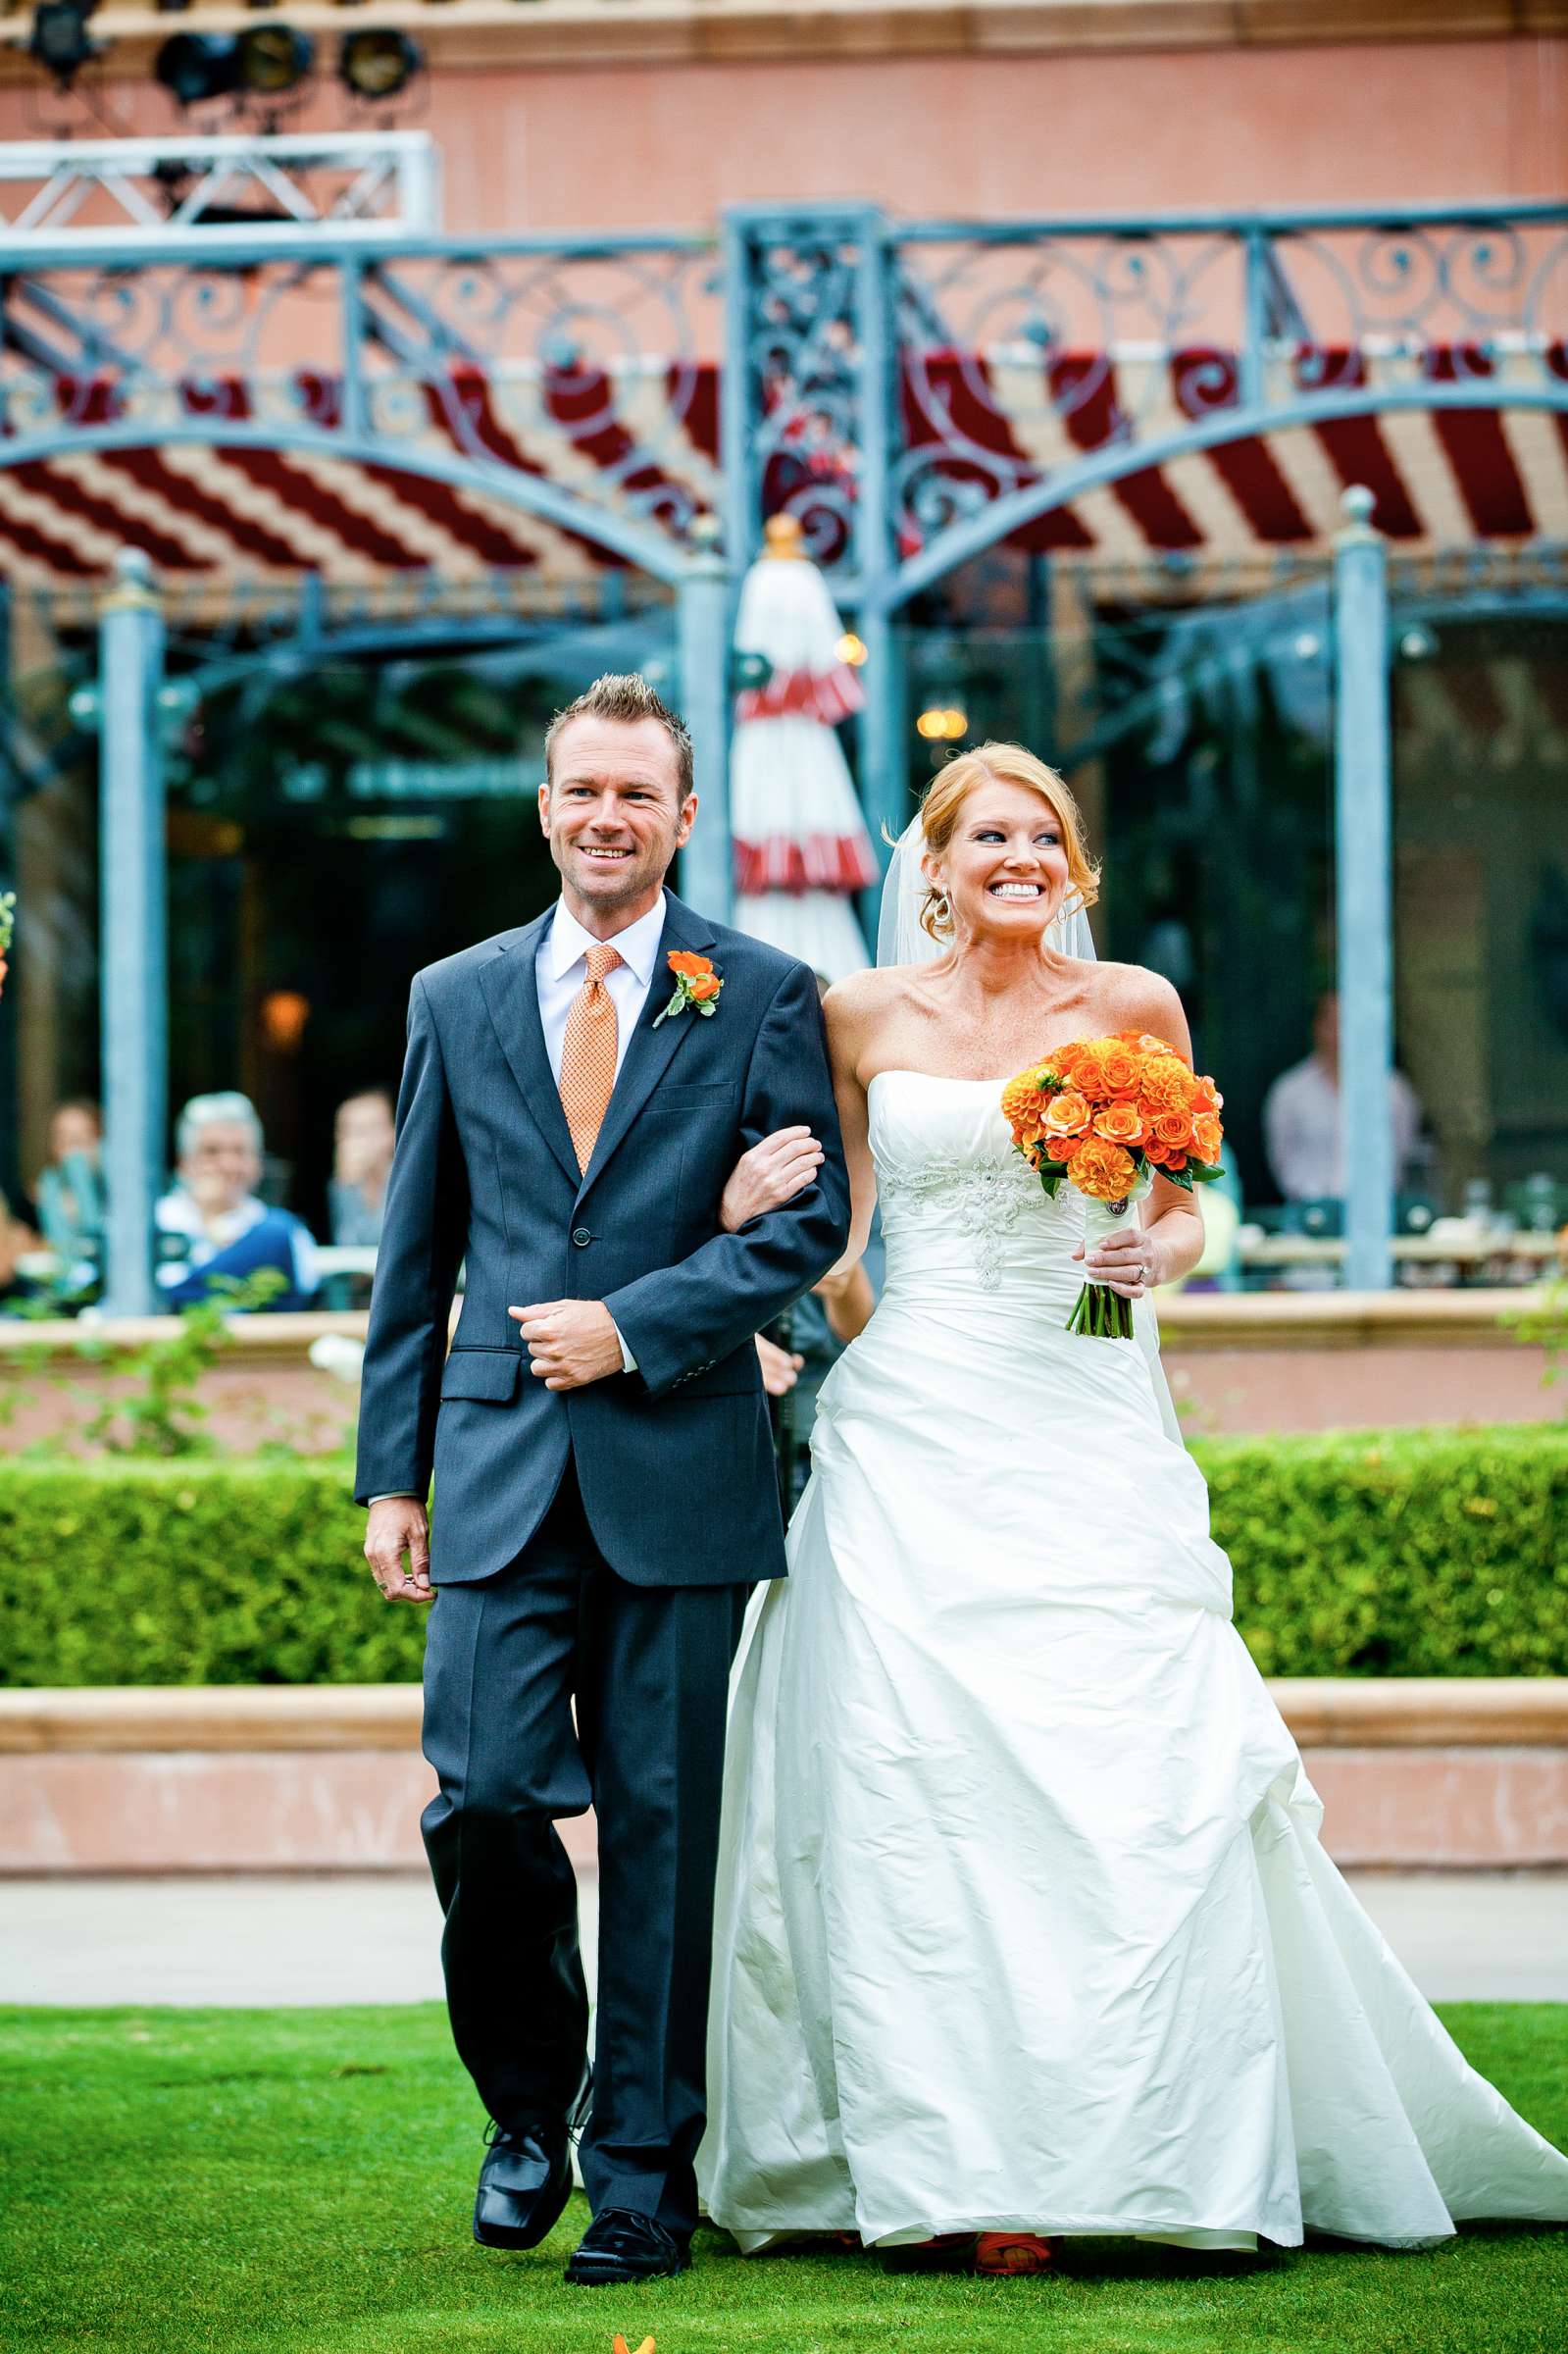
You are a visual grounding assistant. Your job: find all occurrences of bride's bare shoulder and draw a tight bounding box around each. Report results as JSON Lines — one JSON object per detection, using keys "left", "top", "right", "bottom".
{"left": 1091, "top": 959, "right": 1190, "bottom": 1049}
{"left": 824, "top": 965, "right": 909, "bottom": 1024}
{"left": 824, "top": 967, "right": 919, "bottom": 1064}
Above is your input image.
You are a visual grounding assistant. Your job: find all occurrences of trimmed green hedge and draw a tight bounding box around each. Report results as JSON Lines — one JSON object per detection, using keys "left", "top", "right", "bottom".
{"left": 1, "top": 1427, "right": 1565, "bottom": 1687}
{"left": 1198, "top": 1424, "right": 1568, "bottom": 1678}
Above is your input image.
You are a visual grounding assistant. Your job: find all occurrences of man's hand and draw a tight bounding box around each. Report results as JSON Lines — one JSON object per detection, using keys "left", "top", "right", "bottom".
{"left": 755, "top": 1332, "right": 804, "bottom": 1398}
{"left": 720, "top": 1127, "right": 824, "bottom": 1233}
{"left": 510, "top": 1298, "right": 625, "bottom": 1391}
{"left": 364, "top": 1496, "right": 433, "bottom": 1605}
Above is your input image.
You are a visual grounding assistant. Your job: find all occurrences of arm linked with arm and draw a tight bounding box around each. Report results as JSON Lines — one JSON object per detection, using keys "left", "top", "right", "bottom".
{"left": 352, "top": 975, "right": 471, "bottom": 1505}
{"left": 603, "top": 960, "right": 850, "bottom": 1397}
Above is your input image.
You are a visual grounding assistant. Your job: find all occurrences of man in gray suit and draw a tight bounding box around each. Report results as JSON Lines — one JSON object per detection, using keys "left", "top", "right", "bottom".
{"left": 356, "top": 674, "right": 849, "bottom": 2284}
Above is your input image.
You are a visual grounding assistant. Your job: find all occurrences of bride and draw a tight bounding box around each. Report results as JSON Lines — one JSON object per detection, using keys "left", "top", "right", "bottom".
{"left": 698, "top": 740, "right": 1568, "bottom": 2265}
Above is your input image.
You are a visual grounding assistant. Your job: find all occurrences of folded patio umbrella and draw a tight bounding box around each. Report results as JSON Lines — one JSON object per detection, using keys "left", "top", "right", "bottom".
{"left": 731, "top": 515, "right": 877, "bottom": 982}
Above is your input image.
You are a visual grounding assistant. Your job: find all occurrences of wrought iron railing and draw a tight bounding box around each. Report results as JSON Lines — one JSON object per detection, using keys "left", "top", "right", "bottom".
{"left": 725, "top": 201, "right": 1568, "bottom": 598}
{"left": 1, "top": 227, "right": 720, "bottom": 579}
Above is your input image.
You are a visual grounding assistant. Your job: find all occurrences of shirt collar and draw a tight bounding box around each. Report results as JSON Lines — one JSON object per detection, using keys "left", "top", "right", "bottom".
{"left": 546, "top": 892, "right": 667, "bottom": 989}
{"left": 156, "top": 1189, "right": 266, "bottom": 1241}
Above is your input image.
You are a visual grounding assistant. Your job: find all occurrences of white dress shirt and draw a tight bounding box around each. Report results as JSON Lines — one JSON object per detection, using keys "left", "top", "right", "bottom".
{"left": 1262, "top": 1052, "right": 1421, "bottom": 1203}
{"left": 535, "top": 892, "right": 668, "bottom": 1086}
{"left": 369, "top": 896, "right": 666, "bottom": 1501}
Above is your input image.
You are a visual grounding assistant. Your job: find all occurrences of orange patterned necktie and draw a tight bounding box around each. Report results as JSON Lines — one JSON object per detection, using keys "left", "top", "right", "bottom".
{"left": 558, "top": 943, "right": 624, "bottom": 1172}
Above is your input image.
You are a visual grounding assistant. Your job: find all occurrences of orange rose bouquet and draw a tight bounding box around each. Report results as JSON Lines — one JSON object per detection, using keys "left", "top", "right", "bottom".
{"left": 1001, "top": 1031, "right": 1226, "bottom": 1339}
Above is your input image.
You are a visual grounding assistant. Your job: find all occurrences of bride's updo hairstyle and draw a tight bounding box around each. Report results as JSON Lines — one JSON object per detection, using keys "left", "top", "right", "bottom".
{"left": 916, "top": 742, "right": 1099, "bottom": 942}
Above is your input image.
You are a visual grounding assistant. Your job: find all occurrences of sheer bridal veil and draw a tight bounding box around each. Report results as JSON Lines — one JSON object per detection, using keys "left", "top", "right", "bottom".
{"left": 875, "top": 814, "right": 1186, "bottom": 1445}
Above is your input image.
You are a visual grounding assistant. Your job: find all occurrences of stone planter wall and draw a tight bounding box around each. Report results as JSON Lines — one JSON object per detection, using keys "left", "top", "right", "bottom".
{"left": 2, "top": 1679, "right": 1564, "bottom": 1873}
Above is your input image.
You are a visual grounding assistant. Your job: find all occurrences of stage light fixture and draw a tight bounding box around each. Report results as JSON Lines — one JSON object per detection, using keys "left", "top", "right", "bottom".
{"left": 338, "top": 27, "right": 423, "bottom": 103}
{"left": 28, "top": 1, "right": 101, "bottom": 89}
{"left": 154, "top": 32, "right": 239, "bottom": 108}
{"left": 236, "top": 23, "right": 314, "bottom": 96}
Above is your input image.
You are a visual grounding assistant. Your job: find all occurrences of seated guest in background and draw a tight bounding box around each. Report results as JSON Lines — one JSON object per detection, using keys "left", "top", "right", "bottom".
{"left": 329, "top": 1088, "right": 395, "bottom": 1249}
{"left": 1262, "top": 992, "right": 1424, "bottom": 1204}
{"left": 155, "top": 1091, "right": 320, "bottom": 1311}
{"left": 34, "top": 1098, "right": 105, "bottom": 1285}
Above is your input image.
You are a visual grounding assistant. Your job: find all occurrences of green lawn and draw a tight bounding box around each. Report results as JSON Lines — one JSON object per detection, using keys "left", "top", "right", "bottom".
{"left": 2, "top": 2006, "right": 1566, "bottom": 2354}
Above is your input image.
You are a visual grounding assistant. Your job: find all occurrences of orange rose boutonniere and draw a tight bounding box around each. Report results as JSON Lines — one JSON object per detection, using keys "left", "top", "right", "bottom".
{"left": 653, "top": 948, "right": 724, "bottom": 1027}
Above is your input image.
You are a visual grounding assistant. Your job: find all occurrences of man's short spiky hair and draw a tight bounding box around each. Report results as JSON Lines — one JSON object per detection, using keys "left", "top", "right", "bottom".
{"left": 543, "top": 673, "right": 693, "bottom": 802}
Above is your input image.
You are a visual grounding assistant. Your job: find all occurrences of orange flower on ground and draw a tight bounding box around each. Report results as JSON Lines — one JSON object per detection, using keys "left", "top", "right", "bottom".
{"left": 1067, "top": 1136, "right": 1138, "bottom": 1202}
{"left": 1093, "top": 1100, "right": 1144, "bottom": 1146}
{"left": 1043, "top": 1090, "right": 1092, "bottom": 1138}
{"left": 1192, "top": 1111, "right": 1224, "bottom": 1164}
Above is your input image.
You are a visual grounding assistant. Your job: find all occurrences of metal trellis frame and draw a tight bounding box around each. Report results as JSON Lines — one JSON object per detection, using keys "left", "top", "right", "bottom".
{"left": 4, "top": 194, "right": 1567, "bottom": 1301}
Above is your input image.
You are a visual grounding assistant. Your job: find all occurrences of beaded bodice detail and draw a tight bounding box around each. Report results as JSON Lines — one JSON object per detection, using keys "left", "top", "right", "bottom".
{"left": 876, "top": 1156, "right": 1040, "bottom": 1292}
{"left": 869, "top": 1068, "right": 1084, "bottom": 1302}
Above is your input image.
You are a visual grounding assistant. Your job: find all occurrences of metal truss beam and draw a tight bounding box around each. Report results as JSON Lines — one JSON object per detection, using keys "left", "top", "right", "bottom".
{"left": 0, "top": 133, "right": 442, "bottom": 246}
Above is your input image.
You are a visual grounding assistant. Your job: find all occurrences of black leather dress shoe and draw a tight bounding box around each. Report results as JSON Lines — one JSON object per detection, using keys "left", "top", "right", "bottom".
{"left": 472, "top": 2120, "right": 572, "bottom": 2251}
{"left": 564, "top": 2209, "right": 691, "bottom": 2285}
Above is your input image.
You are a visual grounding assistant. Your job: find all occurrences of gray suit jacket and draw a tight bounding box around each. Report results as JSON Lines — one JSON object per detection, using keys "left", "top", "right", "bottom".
{"left": 353, "top": 892, "right": 850, "bottom": 1586}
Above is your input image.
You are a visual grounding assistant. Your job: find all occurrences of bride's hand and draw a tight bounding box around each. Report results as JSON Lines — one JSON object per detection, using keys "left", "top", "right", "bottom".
{"left": 1072, "top": 1225, "right": 1158, "bottom": 1300}
{"left": 720, "top": 1127, "right": 825, "bottom": 1233}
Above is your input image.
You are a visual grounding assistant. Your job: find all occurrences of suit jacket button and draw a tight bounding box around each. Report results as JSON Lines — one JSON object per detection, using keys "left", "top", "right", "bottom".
{"left": 572, "top": 1227, "right": 592, "bottom": 1248}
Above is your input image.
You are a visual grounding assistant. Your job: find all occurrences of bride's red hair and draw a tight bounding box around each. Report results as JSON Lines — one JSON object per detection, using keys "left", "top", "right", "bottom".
{"left": 915, "top": 742, "right": 1099, "bottom": 942}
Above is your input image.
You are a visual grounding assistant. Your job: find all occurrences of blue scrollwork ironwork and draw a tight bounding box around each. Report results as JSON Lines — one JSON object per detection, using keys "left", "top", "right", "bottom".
{"left": 879, "top": 203, "right": 1568, "bottom": 603}
{"left": 721, "top": 208, "right": 879, "bottom": 581}
{"left": 4, "top": 199, "right": 1567, "bottom": 605}
{"left": 0, "top": 231, "right": 721, "bottom": 582}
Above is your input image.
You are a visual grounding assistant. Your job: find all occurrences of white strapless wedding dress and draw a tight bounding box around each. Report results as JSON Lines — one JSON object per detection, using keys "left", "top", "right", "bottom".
{"left": 698, "top": 1071, "right": 1568, "bottom": 2252}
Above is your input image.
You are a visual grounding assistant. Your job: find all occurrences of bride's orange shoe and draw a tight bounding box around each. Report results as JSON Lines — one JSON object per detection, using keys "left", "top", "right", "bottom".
{"left": 974, "top": 2232, "right": 1059, "bottom": 2276}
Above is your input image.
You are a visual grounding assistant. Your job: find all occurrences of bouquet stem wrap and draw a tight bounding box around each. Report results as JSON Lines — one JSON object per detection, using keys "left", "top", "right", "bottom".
{"left": 1070, "top": 1184, "right": 1152, "bottom": 1340}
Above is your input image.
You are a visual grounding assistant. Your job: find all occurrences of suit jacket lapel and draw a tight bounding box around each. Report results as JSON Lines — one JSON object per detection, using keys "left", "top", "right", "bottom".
{"left": 578, "top": 894, "right": 718, "bottom": 1200}
{"left": 478, "top": 912, "right": 582, "bottom": 1190}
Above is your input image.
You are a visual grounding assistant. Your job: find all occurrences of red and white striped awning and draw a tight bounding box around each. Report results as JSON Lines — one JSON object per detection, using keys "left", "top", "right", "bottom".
{"left": 0, "top": 344, "right": 1563, "bottom": 588}
{"left": 896, "top": 342, "right": 1568, "bottom": 563}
